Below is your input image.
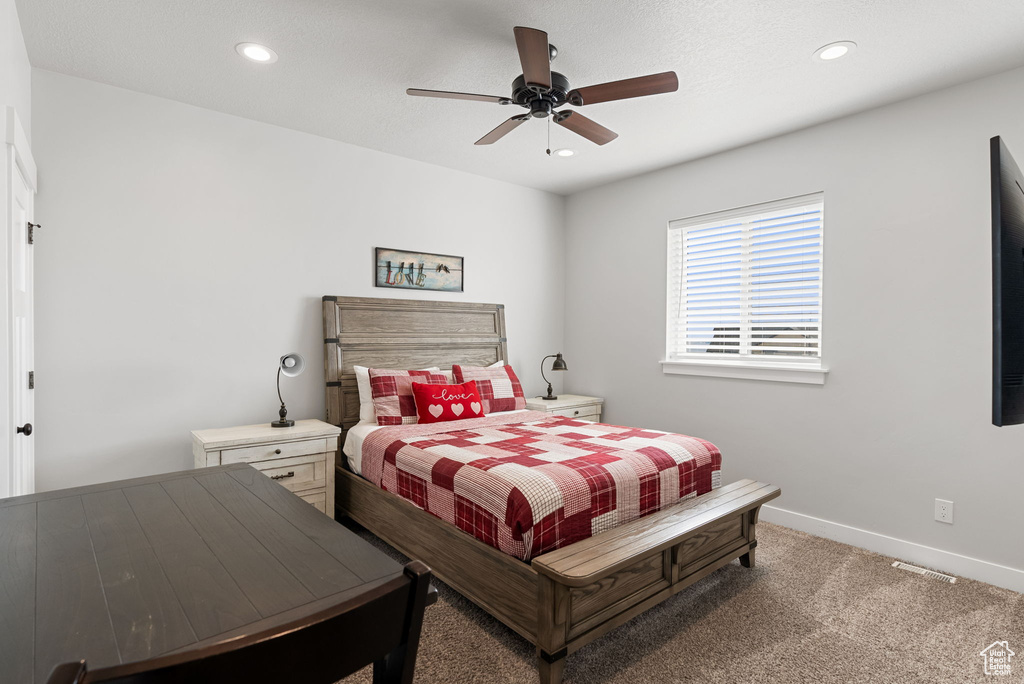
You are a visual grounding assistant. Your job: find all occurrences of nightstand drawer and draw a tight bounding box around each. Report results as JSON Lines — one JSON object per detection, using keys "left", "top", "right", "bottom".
{"left": 553, "top": 407, "right": 601, "bottom": 421}
{"left": 221, "top": 438, "right": 329, "bottom": 465}
{"left": 253, "top": 453, "right": 328, "bottom": 492}
{"left": 300, "top": 490, "right": 327, "bottom": 513}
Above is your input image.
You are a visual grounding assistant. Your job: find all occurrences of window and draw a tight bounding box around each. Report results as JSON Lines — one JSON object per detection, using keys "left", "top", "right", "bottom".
{"left": 664, "top": 193, "right": 826, "bottom": 384}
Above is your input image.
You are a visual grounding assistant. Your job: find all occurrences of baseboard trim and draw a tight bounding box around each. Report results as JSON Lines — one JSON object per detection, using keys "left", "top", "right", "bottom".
{"left": 760, "top": 505, "right": 1024, "bottom": 594}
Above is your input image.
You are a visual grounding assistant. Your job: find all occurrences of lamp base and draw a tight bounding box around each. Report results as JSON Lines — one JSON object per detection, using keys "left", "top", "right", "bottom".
{"left": 272, "top": 402, "right": 293, "bottom": 428}
{"left": 540, "top": 395, "right": 558, "bottom": 400}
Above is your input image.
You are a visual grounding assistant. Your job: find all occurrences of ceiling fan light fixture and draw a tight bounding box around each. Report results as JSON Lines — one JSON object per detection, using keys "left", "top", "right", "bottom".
{"left": 236, "top": 42, "right": 278, "bottom": 64}
{"left": 553, "top": 148, "right": 575, "bottom": 157}
{"left": 408, "top": 26, "right": 677, "bottom": 147}
{"left": 814, "top": 41, "right": 856, "bottom": 61}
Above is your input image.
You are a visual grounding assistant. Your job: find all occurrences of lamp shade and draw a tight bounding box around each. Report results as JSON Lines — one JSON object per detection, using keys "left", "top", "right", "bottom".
{"left": 550, "top": 353, "right": 568, "bottom": 371}
{"left": 279, "top": 353, "right": 305, "bottom": 378}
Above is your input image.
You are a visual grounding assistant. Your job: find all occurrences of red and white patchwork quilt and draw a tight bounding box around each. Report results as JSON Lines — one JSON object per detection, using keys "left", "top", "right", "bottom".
{"left": 361, "top": 411, "right": 722, "bottom": 561}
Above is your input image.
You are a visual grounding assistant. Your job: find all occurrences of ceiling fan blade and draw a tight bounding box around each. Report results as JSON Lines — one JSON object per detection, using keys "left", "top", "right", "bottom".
{"left": 475, "top": 115, "right": 531, "bottom": 145}
{"left": 554, "top": 111, "right": 618, "bottom": 145}
{"left": 407, "top": 88, "right": 512, "bottom": 105}
{"left": 567, "top": 71, "right": 679, "bottom": 106}
{"left": 513, "top": 26, "right": 551, "bottom": 91}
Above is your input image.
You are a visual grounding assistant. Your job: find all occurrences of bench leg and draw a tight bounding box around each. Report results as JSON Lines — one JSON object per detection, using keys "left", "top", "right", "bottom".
{"left": 538, "top": 650, "right": 565, "bottom": 684}
{"left": 740, "top": 505, "right": 764, "bottom": 569}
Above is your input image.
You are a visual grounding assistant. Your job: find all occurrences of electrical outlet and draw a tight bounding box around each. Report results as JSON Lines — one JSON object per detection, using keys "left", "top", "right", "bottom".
{"left": 934, "top": 498, "right": 954, "bottom": 524}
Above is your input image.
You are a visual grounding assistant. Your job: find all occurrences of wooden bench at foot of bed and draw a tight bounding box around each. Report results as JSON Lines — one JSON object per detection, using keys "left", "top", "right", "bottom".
{"left": 336, "top": 471, "right": 780, "bottom": 684}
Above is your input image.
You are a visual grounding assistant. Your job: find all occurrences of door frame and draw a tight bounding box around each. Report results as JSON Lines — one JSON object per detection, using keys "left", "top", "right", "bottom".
{"left": 3, "top": 106, "right": 37, "bottom": 497}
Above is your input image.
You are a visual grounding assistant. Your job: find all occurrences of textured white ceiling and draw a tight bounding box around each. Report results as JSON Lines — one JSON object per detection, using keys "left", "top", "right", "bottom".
{"left": 17, "top": 0, "right": 1024, "bottom": 194}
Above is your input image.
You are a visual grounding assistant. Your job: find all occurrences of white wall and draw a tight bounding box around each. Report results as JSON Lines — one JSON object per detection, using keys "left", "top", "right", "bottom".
{"left": 31, "top": 69, "right": 565, "bottom": 492}
{"left": 565, "top": 66, "right": 1024, "bottom": 581}
{"left": 0, "top": 0, "right": 30, "bottom": 132}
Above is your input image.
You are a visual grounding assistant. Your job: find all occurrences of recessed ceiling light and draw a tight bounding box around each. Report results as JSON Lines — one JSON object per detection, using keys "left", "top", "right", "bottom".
{"left": 814, "top": 41, "right": 856, "bottom": 61}
{"left": 553, "top": 148, "right": 575, "bottom": 157}
{"left": 236, "top": 42, "right": 278, "bottom": 64}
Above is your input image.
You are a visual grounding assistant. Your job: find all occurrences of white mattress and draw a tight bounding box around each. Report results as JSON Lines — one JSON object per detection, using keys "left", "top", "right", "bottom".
{"left": 342, "top": 409, "right": 530, "bottom": 475}
{"left": 342, "top": 421, "right": 382, "bottom": 475}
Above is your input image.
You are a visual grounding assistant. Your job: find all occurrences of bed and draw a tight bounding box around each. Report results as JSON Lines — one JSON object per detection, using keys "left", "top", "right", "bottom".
{"left": 323, "top": 295, "right": 780, "bottom": 684}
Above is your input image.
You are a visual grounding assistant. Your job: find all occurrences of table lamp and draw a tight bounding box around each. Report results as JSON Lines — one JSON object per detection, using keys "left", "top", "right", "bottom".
{"left": 540, "top": 352, "right": 568, "bottom": 400}
{"left": 272, "top": 353, "right": 305, "bottom": 427}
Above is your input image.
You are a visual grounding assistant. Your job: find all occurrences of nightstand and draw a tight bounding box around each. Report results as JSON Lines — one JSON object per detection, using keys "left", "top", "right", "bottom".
{"left": 191, "top": 419, "right": 340, "bottom": 518}
{"left": 526, "top": 394, "right": 604, "bottom": 422}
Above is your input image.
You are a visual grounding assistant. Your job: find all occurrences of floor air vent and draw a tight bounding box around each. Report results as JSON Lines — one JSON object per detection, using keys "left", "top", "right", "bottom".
{"left": 892, "top": 561, "right": 957, "bottom": 583}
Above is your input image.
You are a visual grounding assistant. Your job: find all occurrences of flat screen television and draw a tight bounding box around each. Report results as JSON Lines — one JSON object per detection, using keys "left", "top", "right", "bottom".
{"left": 992, "top": 135, "right": 1024, "bottom": 426}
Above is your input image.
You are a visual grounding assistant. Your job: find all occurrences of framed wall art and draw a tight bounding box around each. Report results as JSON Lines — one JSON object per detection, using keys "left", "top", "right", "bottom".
{"left": 374, "top": 247, "right": 464, "bottom": 293}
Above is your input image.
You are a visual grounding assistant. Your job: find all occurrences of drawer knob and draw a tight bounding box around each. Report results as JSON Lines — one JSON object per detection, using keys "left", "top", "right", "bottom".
{"left": 270, "top": 471, "right": 294, "bottom": 481}
{"left": 274, "top": 449, "right": 282, "bottom": 455}
{"left": 574, "top": 410, "right": 579, "bottom": 416}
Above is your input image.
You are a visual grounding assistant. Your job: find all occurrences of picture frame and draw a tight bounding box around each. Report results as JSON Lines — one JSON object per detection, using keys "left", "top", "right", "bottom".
{"left": 374, "top": 247, "right": 464, "bottom": 293}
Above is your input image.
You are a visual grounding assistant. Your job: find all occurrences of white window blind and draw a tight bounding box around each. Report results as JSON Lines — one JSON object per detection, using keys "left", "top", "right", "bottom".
{"left": 667, "top": 193, "right": 824, "bottom": 364}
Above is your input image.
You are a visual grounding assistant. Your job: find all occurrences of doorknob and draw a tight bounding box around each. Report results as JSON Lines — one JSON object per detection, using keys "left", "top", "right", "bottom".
{"left": 17, "top": 423, "right": 32, "bottom": 436}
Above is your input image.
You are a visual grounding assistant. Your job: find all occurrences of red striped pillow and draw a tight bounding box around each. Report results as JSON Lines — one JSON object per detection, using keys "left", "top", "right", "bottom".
{"left": 451, "top": 364, "right": 526, "bottom": 414}
{"left": 369, "top": 368, "right": 448, "bottom": 426}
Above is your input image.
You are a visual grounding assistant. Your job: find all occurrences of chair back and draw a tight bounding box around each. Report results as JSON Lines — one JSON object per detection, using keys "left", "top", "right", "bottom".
{"left": 47, "top": 560, "right": 431, "bottom": 684}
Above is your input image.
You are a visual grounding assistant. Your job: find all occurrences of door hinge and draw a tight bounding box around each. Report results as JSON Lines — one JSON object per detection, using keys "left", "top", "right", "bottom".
{"left": 27, "top": 222, "right": 40, "bottom": 245}
{"left": 28, "top": 371, "right": 34, "bottom": 390}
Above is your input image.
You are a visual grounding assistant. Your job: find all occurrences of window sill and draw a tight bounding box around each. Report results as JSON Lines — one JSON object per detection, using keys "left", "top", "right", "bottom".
{"left": 660, "top": 359, "right": 828, "bottom": 385}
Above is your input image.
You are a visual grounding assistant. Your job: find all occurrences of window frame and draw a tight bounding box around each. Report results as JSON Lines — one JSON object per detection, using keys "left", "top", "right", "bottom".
{"left": 662, "top": 192, "right": 828, "bottom": 385}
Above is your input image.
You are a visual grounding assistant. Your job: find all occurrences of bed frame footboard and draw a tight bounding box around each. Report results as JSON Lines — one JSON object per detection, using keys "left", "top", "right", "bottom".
{"left": 530, "top": 480, "right": 779, "bottom": 682}
{"left": 336, "top": 471, "right": 779, "bottom": 684}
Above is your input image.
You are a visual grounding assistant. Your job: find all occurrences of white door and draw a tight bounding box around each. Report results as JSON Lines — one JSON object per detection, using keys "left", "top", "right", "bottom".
{"left": 9, "top": 157, "right": 33, "bottom": 495}
{"left": 3, "top": 107, "right": 36, "bottom": 497}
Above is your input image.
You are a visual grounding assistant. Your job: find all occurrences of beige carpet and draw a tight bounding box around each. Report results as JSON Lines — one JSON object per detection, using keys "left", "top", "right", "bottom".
{"left": 343, "top": 522, "right": 1023, "bottom": 683}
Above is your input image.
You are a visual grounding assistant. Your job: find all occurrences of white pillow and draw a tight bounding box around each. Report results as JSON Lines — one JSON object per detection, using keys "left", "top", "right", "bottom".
{"left": 354, "top": 365, "right": 440, "bottom": 423}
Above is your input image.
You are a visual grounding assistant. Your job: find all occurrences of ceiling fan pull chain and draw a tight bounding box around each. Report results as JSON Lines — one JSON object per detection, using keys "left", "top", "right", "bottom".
{"left": 546, "top": 117, "right": 551, "bottom": 156}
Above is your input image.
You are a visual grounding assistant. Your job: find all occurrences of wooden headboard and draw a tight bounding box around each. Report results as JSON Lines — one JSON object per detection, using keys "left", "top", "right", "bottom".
{"left": 322, "top": 296, "right": 508, "bottom": 439}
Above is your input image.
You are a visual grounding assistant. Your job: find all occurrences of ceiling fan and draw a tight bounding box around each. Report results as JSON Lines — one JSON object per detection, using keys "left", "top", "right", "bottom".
{"left": 407, "top": 26, "right": 679, "bottom": 148}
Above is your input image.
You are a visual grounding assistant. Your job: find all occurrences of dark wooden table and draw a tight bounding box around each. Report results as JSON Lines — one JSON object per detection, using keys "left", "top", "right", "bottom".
{"left": 0, "top": 463, "right": 410, "bottom": 684}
